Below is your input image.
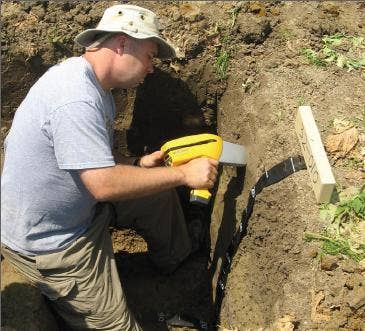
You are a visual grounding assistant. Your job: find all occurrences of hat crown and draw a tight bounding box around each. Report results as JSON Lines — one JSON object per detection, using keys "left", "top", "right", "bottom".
{"left": 97, "top": 5, "right": 160, "bottom": 36}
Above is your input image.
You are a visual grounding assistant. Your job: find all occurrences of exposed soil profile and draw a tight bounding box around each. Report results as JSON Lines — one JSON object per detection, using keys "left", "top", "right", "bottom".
{"left": 1, "top": 1, "right": 365, "bottom": 330}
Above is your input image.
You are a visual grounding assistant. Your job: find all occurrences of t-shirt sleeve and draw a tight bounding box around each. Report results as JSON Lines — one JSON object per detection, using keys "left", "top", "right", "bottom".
{"left": 48, "top": 101, "right": 115, "bottom": 170}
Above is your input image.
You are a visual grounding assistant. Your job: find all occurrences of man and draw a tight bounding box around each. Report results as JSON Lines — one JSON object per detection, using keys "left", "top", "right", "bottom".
{"left": 1, "top": 4, "right": 218, "bottom": 331}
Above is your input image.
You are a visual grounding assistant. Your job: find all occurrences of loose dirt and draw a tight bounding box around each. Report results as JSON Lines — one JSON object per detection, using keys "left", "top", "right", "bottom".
{"left": 1, "top": 1, "right": 365, "bottom": 330}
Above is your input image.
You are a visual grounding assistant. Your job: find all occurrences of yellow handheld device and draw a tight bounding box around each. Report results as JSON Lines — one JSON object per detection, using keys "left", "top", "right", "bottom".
{"left": 161, "top": 133, "right": 246, "bottom": 204}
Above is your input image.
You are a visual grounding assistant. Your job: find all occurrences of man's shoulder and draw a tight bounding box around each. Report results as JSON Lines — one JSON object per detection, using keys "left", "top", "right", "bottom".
{"left": 36, "top": 57, "right": 103, "bottom": 107}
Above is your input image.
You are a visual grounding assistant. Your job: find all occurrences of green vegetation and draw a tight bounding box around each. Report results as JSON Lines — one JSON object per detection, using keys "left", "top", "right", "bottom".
{"left": 301, "top": 48, "right": 327, "bottom": 67}
{"left": 215, "top": 49, "right": 230, "bottom": 80}
{"left": 273, "top": 108, "right": 284, "bottom": 121}
{"left": 278, "top": 28, "right": 297, "bottom": 41}
{"left": 298, "top": 96, "right": 307, "bottom": 106}
{"left": 344, "top": 157, "right": 363, "bottom": 170}
{"left": 305, "top": 186, "right": 365, "bottom": 262}
{"left": 302, "top": 33, "right": 365, "bottom": 72}
{"left": 214, "top": 7, "right": 240, "bottom": 80}
{"left": 228, "top": 7, "right": 240, "bottom": 29}
{"left": 47, "top": 25, "right": 73, "bottom": 53}
{"left": 350, "top": 106, "right": 365, "bottom": 132}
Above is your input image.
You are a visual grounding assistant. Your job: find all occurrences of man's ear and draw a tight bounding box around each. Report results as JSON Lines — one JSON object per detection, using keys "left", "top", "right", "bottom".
{"left": 115, "top": 35, "right": 127, "bottom": 55}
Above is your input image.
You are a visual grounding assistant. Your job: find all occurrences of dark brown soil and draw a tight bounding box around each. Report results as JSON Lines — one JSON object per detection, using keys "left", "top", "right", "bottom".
{"left": 1, "top": 1, "right": 365, "bottom": 330}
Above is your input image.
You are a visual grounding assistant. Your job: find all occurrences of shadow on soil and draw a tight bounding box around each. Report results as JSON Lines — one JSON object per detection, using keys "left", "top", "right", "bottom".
{"left": 126, "top": 67, "right": 215, "bottom": 155}
{"left": 114, "top": 168, "right": 246, "bottom": 330}
{"left": 115, "top": 71, "right": 247, "bottom": 329}
{"left": 1, "top": 282, "right": 60, "bottom": 331}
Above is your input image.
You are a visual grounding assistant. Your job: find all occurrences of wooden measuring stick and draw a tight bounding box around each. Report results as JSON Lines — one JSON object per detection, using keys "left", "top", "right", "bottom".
{"left": 295, "top": 106, "right": 336, "bottom": 203}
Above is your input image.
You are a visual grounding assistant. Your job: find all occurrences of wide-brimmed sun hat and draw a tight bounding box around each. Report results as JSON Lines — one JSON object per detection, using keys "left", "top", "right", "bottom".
{"left": 74, "top": 4, "right": 176, "bottom": 59}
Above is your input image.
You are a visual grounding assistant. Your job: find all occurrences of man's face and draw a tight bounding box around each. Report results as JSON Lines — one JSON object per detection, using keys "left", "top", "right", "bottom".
{"left": 115, "top": 38, "right": 158, "bottom": 88}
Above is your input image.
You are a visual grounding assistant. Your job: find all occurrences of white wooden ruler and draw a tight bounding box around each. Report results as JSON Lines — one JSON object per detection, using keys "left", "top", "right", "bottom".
{"left": 295, "top": 106, "right": 336, "bottom": 203}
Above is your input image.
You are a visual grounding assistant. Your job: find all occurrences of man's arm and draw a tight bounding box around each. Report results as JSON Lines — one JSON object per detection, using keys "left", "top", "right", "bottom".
{"left": 79, "top": 157, "right": 218, "bottom": 201}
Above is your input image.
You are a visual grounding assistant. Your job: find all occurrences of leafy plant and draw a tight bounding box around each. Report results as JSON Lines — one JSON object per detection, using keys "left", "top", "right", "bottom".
{"left": 305, "top": 233, "right": 365, "bottom": 262}
{"left": 305, "top": 187, "right": 365, "bottom": 262}
{"left": 302, "top": 33, "right": 365, "bottom": 72}
{"left": 302, "top": 48, "right": 327, "bottom": 67}
{"left": 344, "top": 157, "right": 363, "bottom": 170}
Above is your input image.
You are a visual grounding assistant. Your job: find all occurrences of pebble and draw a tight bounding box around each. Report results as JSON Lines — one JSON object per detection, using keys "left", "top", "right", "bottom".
{"left": 347, "top": 287, "right": 365, "bottom": 310}
{"left": 359, "top": 258, "right": 365, "bottom": 271}
{"left": 31, "top": 6, "right": 46, "bottom": 20}
{"left": 321, "top": 255, "right": 338, "bottom": 271}
{"left": 340, "top": 259, "right": 361, "bottom": 273}
{"left": 345, "top": 274, "right": 364, "bottom": 290}
{"left": 307, "top": 246, "right": 318, "bottom": 258}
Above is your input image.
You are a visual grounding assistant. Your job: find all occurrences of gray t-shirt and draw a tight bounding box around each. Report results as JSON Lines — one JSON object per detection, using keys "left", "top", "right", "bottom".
{"left": 1, "top": 56, "right": 116, "bottom": 255}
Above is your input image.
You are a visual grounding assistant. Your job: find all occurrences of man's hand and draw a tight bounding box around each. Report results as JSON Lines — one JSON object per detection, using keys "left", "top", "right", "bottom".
{"left": 139, "top": 151, "right": 165, "bottom": 168}
{"left": 177, "top": 157, "right": 218, "bottom": 189}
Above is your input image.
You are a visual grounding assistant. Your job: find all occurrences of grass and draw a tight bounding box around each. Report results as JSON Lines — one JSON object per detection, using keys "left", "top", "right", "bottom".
{"left": 278, "top": 28, "right": 297, "bottom": 41}
{"left": 302, "top": 33, "right": 365, "bottom": 72}
{"left": 228, "top": 7, "right": 240, "bottom": 29}
{"left": 215, "top": 49, "right": 230, "bottom": 80}
{"left": 273, "top": 109, "right": 284, "bottom": 121}
{"left": 305, "top": 186, "right": 365, "bottom": 262}
{"left": 350, "top": 106, "right": 365, "bottom": 132}
{"left": 214, "top": 7, "right": 240, "bottom": 80}
{"left": 298, "top": 96, "right": 307, "bottom": 106}
{"left": 344, "top": 157, "right": 363, "bottom": 170}
{"left": 302, "top": 48, "right": 327, "bottom": 67}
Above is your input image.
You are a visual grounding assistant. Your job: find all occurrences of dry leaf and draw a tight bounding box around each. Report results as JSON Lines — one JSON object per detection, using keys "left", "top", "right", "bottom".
{"left": 333, "top": 118, "right": 354, "bottom": 134}
{"left": 325, "top": 127, "right": 359, "bottom": 157}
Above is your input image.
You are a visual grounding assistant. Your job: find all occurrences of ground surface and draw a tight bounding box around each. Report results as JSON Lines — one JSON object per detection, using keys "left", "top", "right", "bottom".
{"left": 1, "top": 1, "right": 365, "bottom": 330}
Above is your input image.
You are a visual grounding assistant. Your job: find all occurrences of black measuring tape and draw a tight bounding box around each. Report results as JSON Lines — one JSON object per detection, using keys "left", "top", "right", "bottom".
{"left": 145, "top": 155, "right": 306, "bottom": 330}
{"left": 213, "top": 155, "right": 306, "bottom": 328}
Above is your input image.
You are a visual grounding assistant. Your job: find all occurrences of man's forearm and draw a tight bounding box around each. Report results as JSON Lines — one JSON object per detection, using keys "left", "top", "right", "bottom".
{"left": 79, "top": 164, "right": 185, "bottom": 201}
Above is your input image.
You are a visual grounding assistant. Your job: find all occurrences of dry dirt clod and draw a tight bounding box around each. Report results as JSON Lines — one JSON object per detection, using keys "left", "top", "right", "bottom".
{"left": 359, "top": 259, "right": 365, "bottom": 271}
{"left": 340, "top": 259, "right": 362, "bottom": 273}
{"left": 321, "top": 255, "right": 339, "bottom": 271}
{"left": 345, "top": 273, "right": 365, "bottom": 290}
{"left": 307, "top": 246, "right": 318, "bottom": 258}
{"left": 321, "top": 3, "right": 341, "bottom": 16}
{"left": 346, "top": 286, "right": 365, "bottom": 310}
{"left": 271, "top": 314, "right": 297, "bottom": 331}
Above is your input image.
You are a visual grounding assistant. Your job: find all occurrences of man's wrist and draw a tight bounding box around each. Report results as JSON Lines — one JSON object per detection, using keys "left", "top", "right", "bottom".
{"left": 172, "top": 166, "right": 186, "bottom": 186}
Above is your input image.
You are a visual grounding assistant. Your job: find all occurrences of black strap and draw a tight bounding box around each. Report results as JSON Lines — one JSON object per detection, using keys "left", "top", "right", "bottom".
{"left": 214, "top": 156, "right": 306, "bottom": 326}
{"left": 141, "top": 311, "right": 211, "bottom": 330}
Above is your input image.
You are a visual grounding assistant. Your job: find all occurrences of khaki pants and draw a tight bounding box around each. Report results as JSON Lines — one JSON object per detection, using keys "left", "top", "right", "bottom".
{"left": 2, "top": 190, "right": 191, "bottom": 330}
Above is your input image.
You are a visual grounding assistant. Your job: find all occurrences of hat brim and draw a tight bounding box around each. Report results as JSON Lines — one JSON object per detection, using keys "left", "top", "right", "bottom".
{"left": 75, "top": 29, "right": 176, "bottom": 59}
